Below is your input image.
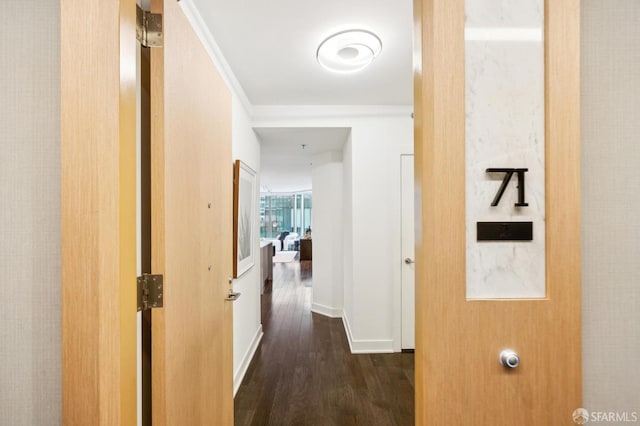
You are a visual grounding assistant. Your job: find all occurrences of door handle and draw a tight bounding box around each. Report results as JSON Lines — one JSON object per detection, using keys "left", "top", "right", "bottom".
{"left": 404, "top": 258, "right": 415, "bottom": 264}
{"left": 225, "top": 290, "right": 241, "bottom": 302}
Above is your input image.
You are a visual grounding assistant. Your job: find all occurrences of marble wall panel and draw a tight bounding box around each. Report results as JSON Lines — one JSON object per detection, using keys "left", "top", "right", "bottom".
{"left": 465, "top": 0, "right": 545, "bottom": 299}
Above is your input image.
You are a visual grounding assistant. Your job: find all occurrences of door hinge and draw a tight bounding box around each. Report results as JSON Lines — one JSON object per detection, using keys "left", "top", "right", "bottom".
{"left": 136, "top": 5, "right": 163, "bottom": 48}
{"left": 137, "top": 274, "right": 164, "bottom": 312}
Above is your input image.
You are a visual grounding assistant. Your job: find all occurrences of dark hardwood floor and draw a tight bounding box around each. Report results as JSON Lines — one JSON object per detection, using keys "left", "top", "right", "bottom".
{"left": 234, "top": 257, "right": 415, "bottom": 426}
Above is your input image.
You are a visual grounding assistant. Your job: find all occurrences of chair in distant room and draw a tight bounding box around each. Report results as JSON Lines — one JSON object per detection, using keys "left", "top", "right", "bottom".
{"left": 283, "top": 232, "right": 299, "bottom": 251}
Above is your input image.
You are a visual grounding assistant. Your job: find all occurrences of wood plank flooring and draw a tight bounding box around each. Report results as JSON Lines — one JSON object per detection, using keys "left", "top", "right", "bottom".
{"left": 234, "top": 258, "right": 415, "bottom": 425}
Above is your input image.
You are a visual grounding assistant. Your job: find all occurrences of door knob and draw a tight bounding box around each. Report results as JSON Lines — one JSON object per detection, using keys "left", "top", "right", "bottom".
{"left": 404, "top": 258, "right": 415, "bottom": 264}
{"left": 225, "top": 290, "right": 241, "bottom": 302}
{"left": 499, "top": 349, "right": 520, "bottom": 369}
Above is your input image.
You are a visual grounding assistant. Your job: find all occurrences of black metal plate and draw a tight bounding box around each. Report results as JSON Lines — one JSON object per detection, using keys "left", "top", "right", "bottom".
{"left": 477, "top": 221, "right": 533, "bottom": 241}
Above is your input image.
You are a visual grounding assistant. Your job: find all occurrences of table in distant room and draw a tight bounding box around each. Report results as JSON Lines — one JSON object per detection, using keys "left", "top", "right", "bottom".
{"left": 299, "top": 239, "right": 312, "bottom": 261}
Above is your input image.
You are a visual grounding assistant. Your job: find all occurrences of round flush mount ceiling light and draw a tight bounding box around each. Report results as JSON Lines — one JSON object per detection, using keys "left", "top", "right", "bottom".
{"left": 316, "top": 29, "right": 382, "bottom": 74}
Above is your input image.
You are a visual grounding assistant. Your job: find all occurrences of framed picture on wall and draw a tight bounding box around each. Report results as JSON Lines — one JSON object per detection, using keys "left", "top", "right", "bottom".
{"left": 233, "top": 159, "right": 257, "bottom": 278}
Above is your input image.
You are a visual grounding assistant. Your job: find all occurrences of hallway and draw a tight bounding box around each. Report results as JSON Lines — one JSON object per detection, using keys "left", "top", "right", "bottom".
{"left": 234, "top": 259, "right": 415, "bottom": 425}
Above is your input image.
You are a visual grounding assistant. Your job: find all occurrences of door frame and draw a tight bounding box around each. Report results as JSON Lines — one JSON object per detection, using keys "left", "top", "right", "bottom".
{"left": 148, "top": 1, "right": 168, "bottom": 423}
{"left": 61, "top": 0, "right": 138, "bottom": 423}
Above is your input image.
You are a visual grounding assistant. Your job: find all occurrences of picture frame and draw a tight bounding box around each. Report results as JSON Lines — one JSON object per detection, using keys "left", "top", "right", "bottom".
{"left": 233, "top": 159, "right": 257, "bottom": 278}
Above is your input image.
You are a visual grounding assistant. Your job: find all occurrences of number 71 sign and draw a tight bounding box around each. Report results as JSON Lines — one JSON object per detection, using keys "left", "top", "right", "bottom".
{"left": 486, "top": 168, "right": 529, "bottom": 207}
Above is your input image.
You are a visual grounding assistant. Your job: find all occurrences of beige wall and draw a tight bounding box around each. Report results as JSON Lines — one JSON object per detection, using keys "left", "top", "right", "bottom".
{"left": 582, "top": 0, "right": 640, "bottom": 418}
{"left": 0, "top": 1, "right": 61, "bottom": 424}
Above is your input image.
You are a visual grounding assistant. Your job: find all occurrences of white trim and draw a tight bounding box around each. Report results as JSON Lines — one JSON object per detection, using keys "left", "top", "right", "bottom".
{"left": 311, "top": 303, "right": 343, "bottom": 319}
{"left": 233, "top": 325, "right": 263, "bottom": 397}
{"left": 252, "top": 105, "right": 413, "bottom": 123}
{"left": 342, "top": 312, "right": 394, "bottom": 354}
{"left": 178, "top": 0, "right": 254, "bottom": 116}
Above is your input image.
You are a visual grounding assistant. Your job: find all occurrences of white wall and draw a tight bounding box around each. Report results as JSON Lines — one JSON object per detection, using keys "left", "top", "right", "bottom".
{"left": 311, "top": 150, "right": 344, "bottom": 317}
{"left": 582, "top": 0, "right": 640, "bottom": 417}
{"left": 253, "top": 108, "right": 413, "bottom": 352}
{"left": 347, "top": 117, "right": 414, "bottom": 352}
{"left": 231, "top": 96, "right": 263, "bottom": 395}
{"left": 0, "top": 1, "right": 61, "bottom": 423}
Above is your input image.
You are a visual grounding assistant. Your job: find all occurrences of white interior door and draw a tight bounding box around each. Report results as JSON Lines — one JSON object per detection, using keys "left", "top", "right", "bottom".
{"left": 401, "top": 154, "right": 415, "bottom": 350}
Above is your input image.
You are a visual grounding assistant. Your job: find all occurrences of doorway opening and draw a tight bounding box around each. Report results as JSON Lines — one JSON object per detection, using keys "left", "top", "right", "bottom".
{"left": 232, "top": 125, "right": 416, "bottom": 424}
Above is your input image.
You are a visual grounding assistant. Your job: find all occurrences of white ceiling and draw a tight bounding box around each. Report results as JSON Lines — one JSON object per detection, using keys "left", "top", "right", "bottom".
{"left": 256, "top": 127, "right": 350, "bottom": 193}
{"left": 188, "top": 0, "right": 412, "bottom": 192}
{"left": 191, "top": 0, "right": 414, "bottom": 106}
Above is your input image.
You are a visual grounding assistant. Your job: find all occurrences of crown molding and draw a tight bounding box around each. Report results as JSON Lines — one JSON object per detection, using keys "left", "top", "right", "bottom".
{"left": 252, "top": 105, "right": 413, "bottom": 124}
{"left": 177, "top": 2, "right": 412, "bottom": 124}
{"left": 179, "top": 0, "right": 254, "bottom": 116}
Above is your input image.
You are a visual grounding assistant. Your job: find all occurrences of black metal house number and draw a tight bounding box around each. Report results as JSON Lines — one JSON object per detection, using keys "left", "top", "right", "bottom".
{"left": 486, "top": 168, "right": 529, "bottom": 207}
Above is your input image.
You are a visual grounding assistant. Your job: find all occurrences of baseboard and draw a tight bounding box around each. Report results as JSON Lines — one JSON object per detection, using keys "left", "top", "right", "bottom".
{"left": 311, "top": 303, "right": 343, "bottom": 319}
{"left": 342, "top": 313, "right": 394, "bottom": 354}
{"left": 233, "top": 325, "right": 263, "bottom": 397}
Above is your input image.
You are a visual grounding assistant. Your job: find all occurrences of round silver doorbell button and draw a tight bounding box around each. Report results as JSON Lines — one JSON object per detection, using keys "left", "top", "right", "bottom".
{"left": 499, "top": 350, "right": 520, "bottom": 369}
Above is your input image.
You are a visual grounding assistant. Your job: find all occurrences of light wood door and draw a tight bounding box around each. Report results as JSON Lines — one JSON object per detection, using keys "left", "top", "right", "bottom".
{"left": 150, "top": 0, "right": 234, "bottom": 424}
{"left": 401, "top": 155, "right": 416, "bottom": 350}
{"left": 414, "top": 0, "right": 581, "bottom": 424}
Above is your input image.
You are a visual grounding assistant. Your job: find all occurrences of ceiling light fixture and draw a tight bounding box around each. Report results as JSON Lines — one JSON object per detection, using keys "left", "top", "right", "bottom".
{"left": 316, "top": 29, "right": 382, "bottom": 74}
